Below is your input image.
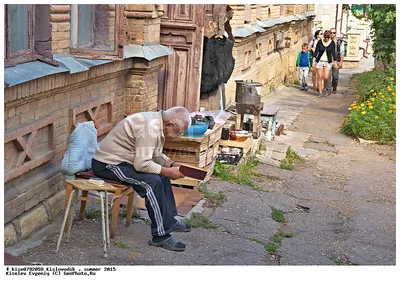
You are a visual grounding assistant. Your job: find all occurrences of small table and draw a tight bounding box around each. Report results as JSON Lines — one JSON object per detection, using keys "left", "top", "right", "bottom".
{"left": 260, "top": 107, "right": 280, "bottom": 140}
{"left": 235, "top": 102, "right": 264, "bottom": 138}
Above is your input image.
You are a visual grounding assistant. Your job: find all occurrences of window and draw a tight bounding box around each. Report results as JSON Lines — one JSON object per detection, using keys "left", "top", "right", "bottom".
{"left": 256, "top": 43, "right": 262, "bottom": 59}
{"left": 70, "top": 4, "right": 123, "bottom": 59}
{"left": 4, "top": 4, "right": 56, "bottom": 67}
{"left": 243, "top": 50, "right": 252, "bottom": 69}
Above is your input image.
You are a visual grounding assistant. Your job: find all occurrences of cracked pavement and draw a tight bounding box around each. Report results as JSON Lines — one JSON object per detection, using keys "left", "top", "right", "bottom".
{"left": 7, "top": 56, "right": 395, "bottom": 266}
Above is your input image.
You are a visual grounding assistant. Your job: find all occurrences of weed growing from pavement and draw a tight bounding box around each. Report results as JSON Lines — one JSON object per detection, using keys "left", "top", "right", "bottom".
{"left": 265, "top": 235, "right": 283, "bottom": 254}
{"left": 113, "top": 241, "right": 130, "bottom": 249}
{"left": 252, "top": 186, "right": 270, "bottom": 192}
{"left": 278, "top": 231, "right": 293, "bottom": 238}
{"left": 280, "top": 147, "right": 304, "bottom": 170}
{"left": 271, "top": 207, "right": 287, "bottom": 222}
{"left": 198, "top": 184, "right": 225, "bottom": 207}
{"left": 86, "top": 208, "right": 102, "bottom": 219}
{"left": 214, "top": 157, "right": 263, "bottom": 189}
{"left": 183, "top": 212, "right": 218, "bottom": 229}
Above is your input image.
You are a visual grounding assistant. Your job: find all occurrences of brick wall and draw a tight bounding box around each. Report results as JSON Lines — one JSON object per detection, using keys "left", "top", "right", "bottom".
{"left": 4, "top": 59, "right": 132, "bottom": 246}
{"left": 50, "top": 4, "right": 71, "bottom": 54}
{"left": 125, "top": 4, "right": 163, "bottom": 45}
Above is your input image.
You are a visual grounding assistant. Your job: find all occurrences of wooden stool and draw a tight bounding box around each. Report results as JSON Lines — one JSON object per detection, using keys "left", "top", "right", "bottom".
{"left": 55, "top": 180, "right": 135, "bottom": 258}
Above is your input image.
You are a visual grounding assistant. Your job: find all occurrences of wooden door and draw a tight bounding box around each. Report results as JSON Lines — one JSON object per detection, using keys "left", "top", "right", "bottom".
{"left": 158, "top": 4, "right": 205, "bottom": 112}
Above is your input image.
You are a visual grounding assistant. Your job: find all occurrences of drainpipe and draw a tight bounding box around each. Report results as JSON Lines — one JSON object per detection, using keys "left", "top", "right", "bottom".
{"left": 335, "top": 4, "right": 338, "bottom": 30}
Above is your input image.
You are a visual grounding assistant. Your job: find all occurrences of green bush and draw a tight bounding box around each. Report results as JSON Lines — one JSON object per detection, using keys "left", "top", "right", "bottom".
{"left": 342, "top": 71, "right": 396, "bottom": 143}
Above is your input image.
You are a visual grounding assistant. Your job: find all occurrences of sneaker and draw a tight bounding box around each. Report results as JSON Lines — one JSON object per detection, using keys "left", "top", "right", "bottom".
{"left": 326, "top": 89, "right": 332, "bottom": 95}
{"left": 305, "top": 86, "right": 308, "bottom": 91}
{"left": 173, "top": 219, "right": 192, "bottom": 232}
{"left": 318, "top": 94, "right": 322, "bottom": 98}
{"left": 149, "top": 235, "right": 186, "bottom": 251}
{"left": 300, "top": 87, "right": 305, "bottom": 91}
{"left": 332, "top": 90, "right": 337, "bottom": 94}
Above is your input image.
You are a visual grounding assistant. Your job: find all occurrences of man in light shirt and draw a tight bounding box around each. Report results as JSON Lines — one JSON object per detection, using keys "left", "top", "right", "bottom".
{"left": 92, "top": 106, "right": 192, "bottom": 251}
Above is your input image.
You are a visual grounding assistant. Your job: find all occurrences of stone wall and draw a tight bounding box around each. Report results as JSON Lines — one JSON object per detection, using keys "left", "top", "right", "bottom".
{"left": 225, "top": 4, "right": 314, "bottom": 106}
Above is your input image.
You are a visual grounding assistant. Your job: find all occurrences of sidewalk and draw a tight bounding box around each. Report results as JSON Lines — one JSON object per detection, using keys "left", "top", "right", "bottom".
{"left": 7, "top": 56, "right": 386, "bottom": 266}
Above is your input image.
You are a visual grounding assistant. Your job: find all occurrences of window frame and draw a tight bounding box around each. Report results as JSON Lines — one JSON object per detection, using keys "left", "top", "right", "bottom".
{"left": 70, "top": 4, "right": 124, "bottom": 60}
{"left": 4, "top": 4, "right": 35, "bottom": 67}
{"left": 4, "top": 4, "right": 58, "bottom": 68}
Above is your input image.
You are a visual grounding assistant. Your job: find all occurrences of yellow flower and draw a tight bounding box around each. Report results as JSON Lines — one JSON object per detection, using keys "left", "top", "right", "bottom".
{"left": 369, "top": 106, "right": 373, "bottom": 109}
{"left": 362, "top": 108, "right": 365, "bottom": 111}
{"left": 370, "top": 89, "right": 374, "bottom": 93}
{"left": 361, "top": 111, "right": 366, "bottom": 115}
{"left": 374, "top": 116, "right": 379, "bottom": 120}
{"left": 382, "top": 102, "right": 386, "bottom": 105}
{"left": 361, "top": 103, "right": 365, "bottom": 107}
{"left": 392, "top": 105, "right": 396, "bottom": 109}
{"left": 388, "top": 86, "right": 392, "bottom": 91}
{"left": 373, "top": 93, "right": 377, "bottom": 97}
{"left": 388, "top": 110, "right": 393, "bottom": 114}
{"left": 357, "top": 106, "right": 361, "bottom": 109}
{"left": 390, "top": 77, "right": 394, "bottom": 81}
{"left": 371, "top": 98, "right": 375, "bottom": 102}
{"left": 392, "top": 93, "right": 396, "bottom": 96}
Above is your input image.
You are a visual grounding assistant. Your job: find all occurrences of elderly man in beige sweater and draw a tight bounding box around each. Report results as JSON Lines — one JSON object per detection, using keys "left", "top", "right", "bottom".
{"left": 92, "top": 106, "right": 192, "bottom": 251}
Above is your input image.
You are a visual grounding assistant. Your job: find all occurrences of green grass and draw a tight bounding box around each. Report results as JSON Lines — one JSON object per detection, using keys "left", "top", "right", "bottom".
{"left": 271, "top": 207, "right": 287, "bottom": 222}
{"left": 213, "top": 157, "right": 261, "bottom": 189}
{"left": 280, "top": 147, "right": 304, "bottom": 170}
{"left": 198, "top": 185, "right": 225, "bottom": 207}
{"left": 332, "top": 257, "right": 346, "bottom": 265}
{"left": 182, "top": 212, "right": 218, "bottom": 229}
{"left": 252, "top": 186, "right": 270, "bottom": 192}
{"left": 278, "top": 231, "right": 293, "bottom": 238}
{"left": 86, "top": 208, "right": 102, "bottom": 219}
{"left": 265, "top": 235, "right": 283, "bottom": 254}
{"left": 113, "top": 241, "right": 130, "bottom": 249}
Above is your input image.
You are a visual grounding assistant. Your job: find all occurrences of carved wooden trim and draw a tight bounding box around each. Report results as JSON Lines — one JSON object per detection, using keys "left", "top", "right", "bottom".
{"left": 4, "top": 114, "right": 56, "bottom": 183}
{"left": 70, "top": 95, "right": 114, "bottom": 137}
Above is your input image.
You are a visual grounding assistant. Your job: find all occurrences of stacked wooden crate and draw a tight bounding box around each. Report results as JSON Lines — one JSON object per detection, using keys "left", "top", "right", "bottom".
{"left": 163, "top": 123, "right": 224, "bottom": 189}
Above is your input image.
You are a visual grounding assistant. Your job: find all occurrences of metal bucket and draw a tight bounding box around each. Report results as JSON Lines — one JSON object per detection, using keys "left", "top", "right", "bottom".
{"left": 235, "top": 80, "right": 262, "bottom": 104}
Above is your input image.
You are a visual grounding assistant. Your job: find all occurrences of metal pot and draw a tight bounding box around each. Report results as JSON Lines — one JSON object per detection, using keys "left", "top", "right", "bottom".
{"left": 235, "top": 80, "right": 262, "bottom": 104}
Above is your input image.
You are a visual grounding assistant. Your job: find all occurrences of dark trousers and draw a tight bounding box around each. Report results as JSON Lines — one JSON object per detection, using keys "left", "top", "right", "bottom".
{"left": 328, "top": 67, "right": 339, "bottom": 91}
{"left": 92, "top": 159, "right": 178, "bottom": 237}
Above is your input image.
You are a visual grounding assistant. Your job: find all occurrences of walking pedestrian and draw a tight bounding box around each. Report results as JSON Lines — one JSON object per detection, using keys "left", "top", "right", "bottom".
{"left": 327, "top": 28, "right": 345, "bottom": 94}
{"left": 312, "top": 30, "right": 338, "bottom": 98}
{"left": 308, "top": 30, "right": 323, "bottom": 91}
{"left": 296, "top": 43, "right": 312, "bottom": 91}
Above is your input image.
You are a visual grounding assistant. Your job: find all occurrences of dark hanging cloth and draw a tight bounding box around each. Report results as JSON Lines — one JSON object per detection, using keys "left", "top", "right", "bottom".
{"left": 200, "top": 35, "right": 235, "bottom": 93}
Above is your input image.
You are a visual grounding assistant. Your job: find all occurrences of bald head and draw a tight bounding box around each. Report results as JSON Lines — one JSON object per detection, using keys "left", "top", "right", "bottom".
{"left": 162, "top": 106, "right": 191, "bottom": 138}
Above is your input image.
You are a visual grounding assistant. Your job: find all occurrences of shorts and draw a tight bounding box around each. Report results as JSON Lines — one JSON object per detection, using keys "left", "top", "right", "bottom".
{"left": 316, "top": 61, "right": 332, "bottom": 69}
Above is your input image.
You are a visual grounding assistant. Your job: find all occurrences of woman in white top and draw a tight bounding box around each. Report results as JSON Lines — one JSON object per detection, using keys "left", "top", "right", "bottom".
{"left": 312, "top": 30, "right": 337, "bottom": 98}
{"left": 308, "top": 30, "right": 323, "bottom": 91}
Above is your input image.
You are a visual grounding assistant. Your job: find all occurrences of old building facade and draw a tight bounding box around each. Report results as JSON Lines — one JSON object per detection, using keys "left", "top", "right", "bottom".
{"left": 225, "top": 4, "right": 315, "bottom": 106}
{"left": 4, "top": 4, "right": 317, "bottom": 246}
{"left": 4, "top": 4, "right": 227, "bottom": 246}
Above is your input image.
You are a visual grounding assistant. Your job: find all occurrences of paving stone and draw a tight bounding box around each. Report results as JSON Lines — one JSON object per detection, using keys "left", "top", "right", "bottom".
{"left": 270, "top": 151, "right": 286, "bottom": 161}
{"left": 303, "top": 142, "right": 339, "bottom": 154}
{"left": 256, "top": 154, "right": 281, "bottom": 167}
